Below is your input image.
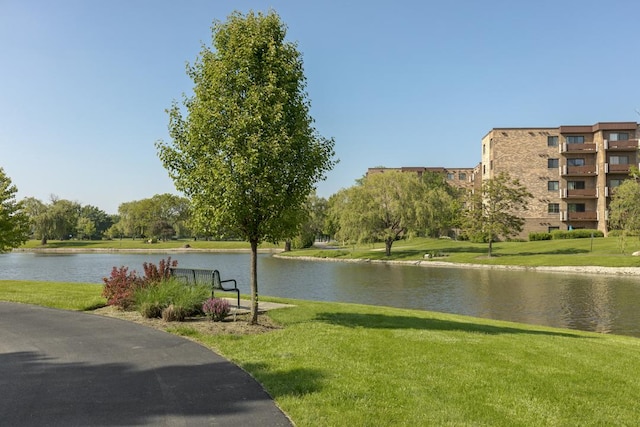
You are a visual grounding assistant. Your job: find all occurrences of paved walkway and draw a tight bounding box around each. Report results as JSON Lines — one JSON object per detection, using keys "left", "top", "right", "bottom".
{"left": 0, "top": 302, "right": 292, "bottom": 426}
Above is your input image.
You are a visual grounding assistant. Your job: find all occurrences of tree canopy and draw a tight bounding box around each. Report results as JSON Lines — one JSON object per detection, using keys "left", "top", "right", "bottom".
{"left": 157, "top": 10, "right": 336, "bottom": 323}
{"left": 609, "top": 178, "right": 640, "bottom": 253}
{"left": 462, "top": 172, "right": 532, "bottom": 256}
{"left": 0, "top": 167, "right": 29, "bottom": 252}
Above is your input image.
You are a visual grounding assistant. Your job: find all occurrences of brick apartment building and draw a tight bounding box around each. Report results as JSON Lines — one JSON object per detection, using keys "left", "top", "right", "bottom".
{"left": 368, "top": 121, "right": 639, "bottom": 238}
{"left": 482, "top": 122, "right": 639, "bottom": 237}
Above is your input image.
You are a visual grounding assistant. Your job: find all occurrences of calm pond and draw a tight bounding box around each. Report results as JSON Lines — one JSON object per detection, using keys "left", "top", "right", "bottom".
{"left": 1, "top": 251, "right": 639, "bottom": 337}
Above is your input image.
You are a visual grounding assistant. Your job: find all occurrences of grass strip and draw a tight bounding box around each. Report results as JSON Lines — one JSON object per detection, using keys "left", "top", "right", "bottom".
{"left": 284, "top": 236, "right": 640, "bottom": 268}
{"left": 0, "top": 280, "right": 105, "bottom": 310}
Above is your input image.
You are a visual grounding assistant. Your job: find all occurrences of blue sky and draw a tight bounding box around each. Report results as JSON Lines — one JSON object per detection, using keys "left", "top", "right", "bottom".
{"left": 2, "top": 0, "right": 639, "bottom": 214}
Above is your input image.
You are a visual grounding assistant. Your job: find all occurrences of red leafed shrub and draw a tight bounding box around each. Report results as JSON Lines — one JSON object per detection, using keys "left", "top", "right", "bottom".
{"left": 142, "top": 257, "right": 177, "bottom": 285}
{"left": 102, "top": 258, "right": 179, "bottom": 309}
{"left": 102, "top": 266, "right": 143, "bottom": 309}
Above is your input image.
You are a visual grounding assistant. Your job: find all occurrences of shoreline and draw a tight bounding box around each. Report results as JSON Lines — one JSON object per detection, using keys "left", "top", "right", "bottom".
{"left": 273, "top": 254, "right": 640, "bottom": 277}
{"left": 12, "top": 247, "right": 640, "bottom": 276}
{"left": 13, "top": 247, "right": 284, "bottom": 254}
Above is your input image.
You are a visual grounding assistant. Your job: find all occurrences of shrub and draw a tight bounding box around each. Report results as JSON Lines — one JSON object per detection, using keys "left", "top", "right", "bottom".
{"left": 102, "top": 266, "right": 143, "bottom": 309}
{"left": 551, "top": 229, "right": 604, "bottom": 240}
{"left": 142, "top": 257, "right": 178, "bottom": 285}
{"left": 202, "top": 298, "right": 231, "bottom": 321}
{"left": 529, "top": 232, "right": 552, "bottom": 241}
{"left": 162, "top": 304, "right": 188, "bottom": 322}
{"left": 134, "top": 278, "right": 209, "bottom": 320}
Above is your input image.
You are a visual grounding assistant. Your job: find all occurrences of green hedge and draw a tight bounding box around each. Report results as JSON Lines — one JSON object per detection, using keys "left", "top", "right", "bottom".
{"left": 529, "top": 232, "right": 552, "bottom": 241}
{"left": 550, "top": 229, "right": 604, "bottom": 240}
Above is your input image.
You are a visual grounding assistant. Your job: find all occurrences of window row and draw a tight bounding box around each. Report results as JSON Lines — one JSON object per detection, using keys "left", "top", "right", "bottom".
{"left": 547, "top": 132, "right": 631, "bottom": 147}
{"left": 547, "top": 203, "right": 588, "bottom": 213}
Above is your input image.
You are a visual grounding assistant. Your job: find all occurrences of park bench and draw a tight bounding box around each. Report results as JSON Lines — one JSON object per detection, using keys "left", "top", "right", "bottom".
{"left": 169, "top": 268, "right": 240, "bottom": 307}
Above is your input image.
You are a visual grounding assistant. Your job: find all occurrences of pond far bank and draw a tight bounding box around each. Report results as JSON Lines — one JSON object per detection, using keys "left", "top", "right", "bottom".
{"left": 274, "top": 253, "right": 640, "bottom": 277}
{"left": 12, "top": 247, "right": 284, "bottom": 254}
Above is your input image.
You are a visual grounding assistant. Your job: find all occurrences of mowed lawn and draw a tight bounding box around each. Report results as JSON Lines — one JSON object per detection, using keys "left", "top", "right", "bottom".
{"left": 3, "top": 280, "right": 637, "bottom": 426}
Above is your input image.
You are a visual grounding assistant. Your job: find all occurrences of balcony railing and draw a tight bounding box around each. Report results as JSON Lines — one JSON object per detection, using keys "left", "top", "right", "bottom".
{"left": 560, "top": 143, "right": 597, "bottom": 153}
{"left": 561, "top": 188, "right": 598, "bottom": 198}
{"left": 604, "top": 139, "right": 639, "bottom": 151}
{"left": 561, "top": 165, "right": 597, "bottom": 176}
{"left": 606, "top": 163, "right": 631, "bottom": 174}
{"left": 560, "top": 211, "right": 598, "bottom": 221}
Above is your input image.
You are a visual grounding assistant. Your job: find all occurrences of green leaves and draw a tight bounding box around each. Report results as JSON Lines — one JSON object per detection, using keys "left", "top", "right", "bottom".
{"left": 462, "top": 172, "right": 533, "bottom": 255}
{"left": 156, "top": 10, "right": 336, "bottom": 322}
{"left": 0, "top": 167, "right": 29, "bottom": 252}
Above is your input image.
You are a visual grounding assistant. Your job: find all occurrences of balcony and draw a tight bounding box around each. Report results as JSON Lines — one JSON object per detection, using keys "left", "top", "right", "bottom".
{"left": 606, "top": 163, "right": 632, "bottom": 174}
{"left": 561, "top": 188, "right": 598, "bottom": 198}
{"left": 560, "top": 211, "right": 598, "bottom": 221}
{"left": 605, "top": 139, "right": 639, "bottom": 151}
{"left": 560, "top": 143, "right": 597, "bottom": 153}
{"left": 561, "top": 165, "right": 597, "bottom": 176}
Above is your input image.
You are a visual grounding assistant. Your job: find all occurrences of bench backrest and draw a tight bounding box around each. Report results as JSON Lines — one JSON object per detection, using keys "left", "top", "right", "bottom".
{"left": 170, "top": 268, "right": 224, "bottom": 289}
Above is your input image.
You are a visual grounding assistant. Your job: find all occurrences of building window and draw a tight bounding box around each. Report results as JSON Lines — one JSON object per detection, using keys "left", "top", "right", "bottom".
{"left": 567, "top": 158, "right": 585, "bottom": 166}
{"left": 566, "top": 135, "right": 585, "bottom": 144}
{"left": 547, "top": 136, "right": 559, "bottom": 147}
{"left": 483, "top": 144, "right": 485, "bottom": 154}
{"left": 548, "top": 203, "right": 560, "bottom": 213}
{"left": 483, "top": 164, "right": 486, "bottom": 174}
{"left": 609, "top": 132, "right": 629, "bottom": 141}
{"left": 568, "top": 181, "right": 585, "bottom": 190}
{"left": 548, "top": 158, "right": 559, "bottom": 168}
{"left": 610, "top": 155, "right": 629, "bottom": 165}
{"left": 459, "top": 172, "right": 466, "bottom": 180}
{"left": 548, "top": 181, "right": 559, "bottom": 191}
{"left": 610, "top": 179, "right": 624, "bottom": 188}
{"left": 548, "top": 226, "right": 560, "bottom": 232}
{"left": 568, "top": 203, "right": 586, "bottom": 212}
{"left": 447, "top": 173, "right": 455, "bottom": 180}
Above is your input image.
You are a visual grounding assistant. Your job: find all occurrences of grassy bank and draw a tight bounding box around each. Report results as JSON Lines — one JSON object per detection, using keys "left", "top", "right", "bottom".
{"left": 17, "top": 237, "right": 640, "bottom": 268}
{"left": 18, "top": 239, "right": 280, "bottom": 251}
{"left": 283, "top": 237, "right": 640, "bottom": 268}
{"left": 2, "top": 280, "right": 640, "bottom": 425}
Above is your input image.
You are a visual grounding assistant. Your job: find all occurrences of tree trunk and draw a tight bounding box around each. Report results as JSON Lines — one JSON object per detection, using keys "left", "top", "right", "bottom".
{"left": 249, "top": 239, "right": 259, "bottom": 324}
{"left": 488, "top": 239, "right": 493, "bottom": 257}
{"left": 41, "top": 237, "right": 47, "bottom": 245}
{"left": 284, "top": 240, "right": 291, "bottom": 252}
{"left": 385, "top": 237, "right": 393, "bottom": 256}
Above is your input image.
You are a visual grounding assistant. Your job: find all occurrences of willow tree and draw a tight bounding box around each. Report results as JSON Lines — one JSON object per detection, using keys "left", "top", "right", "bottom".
{"left": 331, "top": 171, "right": 426, "bottom": 256}
{"left": 157, "top": 11, "right": 335, "bottom": 323}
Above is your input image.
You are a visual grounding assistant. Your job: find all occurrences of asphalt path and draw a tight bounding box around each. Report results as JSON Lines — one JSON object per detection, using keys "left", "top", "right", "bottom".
{"left": 0, "top": 302, "right": 291, "bottom": 426}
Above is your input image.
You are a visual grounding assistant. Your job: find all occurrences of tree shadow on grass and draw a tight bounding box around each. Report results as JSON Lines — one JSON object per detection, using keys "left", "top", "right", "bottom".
{"left": 315, "top": 312, "right": 585, "bottom": 338}
{"left": 241, "top": 362, "right": 327, "bottom": 398}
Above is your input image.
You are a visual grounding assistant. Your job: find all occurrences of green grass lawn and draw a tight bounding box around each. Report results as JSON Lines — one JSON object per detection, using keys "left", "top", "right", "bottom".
{"left": 3, "top": 280, "right": 640, "bottom": 426}
{"left": 284, "top": 236, "right": 640, "bottom": 268}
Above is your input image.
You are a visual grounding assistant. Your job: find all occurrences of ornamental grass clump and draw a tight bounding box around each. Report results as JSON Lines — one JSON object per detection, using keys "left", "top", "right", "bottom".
{"left": 134, "top": 278, "right": 209, "bottom": 321}
{"left": 202, "top": 297, "right": 230, "bottom": 322}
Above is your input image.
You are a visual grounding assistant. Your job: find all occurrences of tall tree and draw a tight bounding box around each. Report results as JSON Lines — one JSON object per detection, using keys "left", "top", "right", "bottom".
{"left": 608, "top": 179, "right": 640, "bottom": 253}
{"left": 0, "top": 167, "right": 29, "bottom": 252}
{"left": 462, "top": 172, "right": 532, "bottom": 257}
{"left": 157, "top": 10, "right": 336, "bottom": 323}
{"left": 332, "top": 171, "right": 425, "bottom": 256}
{"left": 22, "top": 197, "right": 52, "bottom": 244}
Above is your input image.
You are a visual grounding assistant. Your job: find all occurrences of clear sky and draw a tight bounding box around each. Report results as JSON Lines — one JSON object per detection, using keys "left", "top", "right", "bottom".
{"left": 2, "top": 0, "right": 639, "bottom": 214}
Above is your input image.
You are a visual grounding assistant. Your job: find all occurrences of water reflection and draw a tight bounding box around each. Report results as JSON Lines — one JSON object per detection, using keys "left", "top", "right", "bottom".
{"left": 1, "top": 252, "right": 639, "bottom": 337}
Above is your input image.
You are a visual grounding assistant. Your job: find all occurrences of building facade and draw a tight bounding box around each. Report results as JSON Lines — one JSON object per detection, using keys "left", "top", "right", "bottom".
{"left": 482, "top": 122, "right": 639, "bottom": 237}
